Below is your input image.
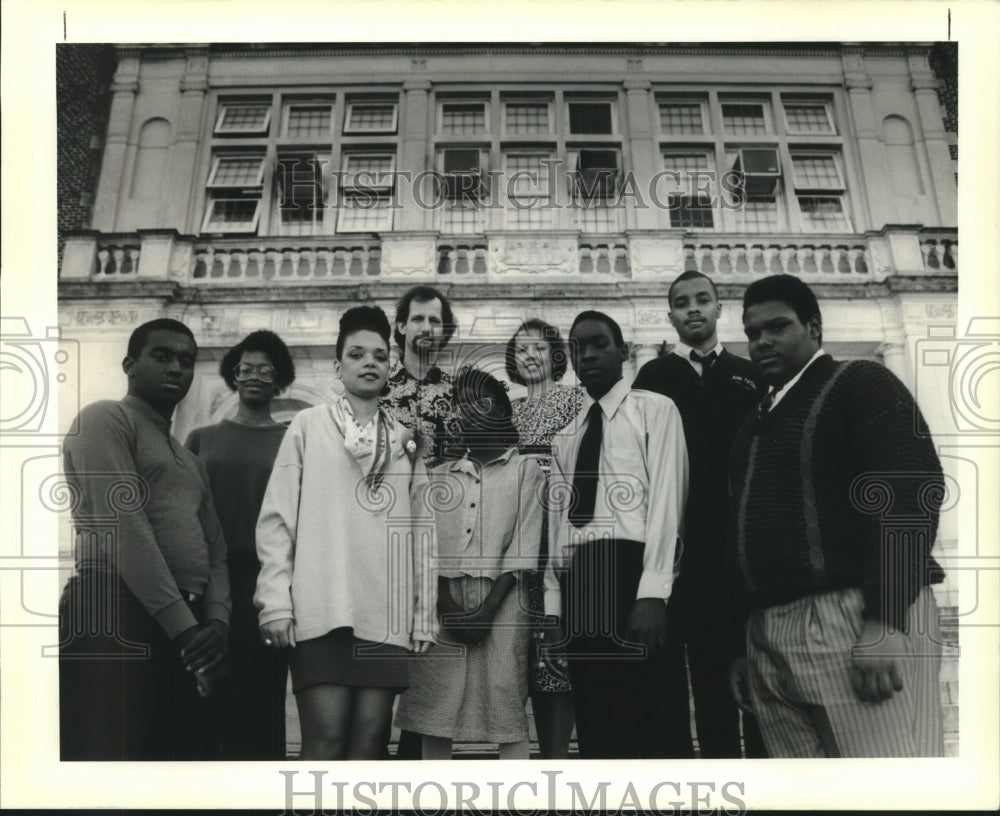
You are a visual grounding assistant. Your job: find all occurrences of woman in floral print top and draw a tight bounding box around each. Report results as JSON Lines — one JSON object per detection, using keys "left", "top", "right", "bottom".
{"left": 506, "top": 318, "right": 584, "bottom": 759}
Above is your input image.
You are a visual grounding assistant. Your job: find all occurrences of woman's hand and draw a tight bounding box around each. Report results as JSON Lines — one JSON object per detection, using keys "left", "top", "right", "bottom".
{"left": 260, "top": 618, "right": 295, "bottom": 649}
{"left": 411, "top": 637, "right": 434, "bottom": 654}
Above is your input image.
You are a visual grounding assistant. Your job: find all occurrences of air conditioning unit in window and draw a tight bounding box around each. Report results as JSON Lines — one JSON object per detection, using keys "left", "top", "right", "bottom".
{"left": 442, "top": 148, "right": 487, "bottom": 200}
{"left": 732, "top": 148, "right": 781, "bottom": 195}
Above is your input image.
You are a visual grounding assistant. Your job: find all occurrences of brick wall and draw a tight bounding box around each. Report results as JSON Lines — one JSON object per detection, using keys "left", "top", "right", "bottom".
{"left": 56, "top": 44, "right": 116, "bottom": 271}
{"left": 930, "top": 41, "right": 958, "bottom": 187}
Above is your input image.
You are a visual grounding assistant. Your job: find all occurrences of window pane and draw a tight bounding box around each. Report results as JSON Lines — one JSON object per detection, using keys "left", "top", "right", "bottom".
{"left": 507, "top": 204, "right": 554, "bottom": 229}
{"left": 441, "top": 103, "right": 486, "bottom": 135}
{"left": 785, "top": 104, "right": 833, "bottom": 134}
{"left": 576, "top": 202, "right": 622, "bottom": 233}
{"left": 287, "top": 105, "right": 332, "bottom": 137}
{"left": 212, "top": 157, "right": 263, "bottom": 186}
{"left": 798, "top": 196, "right": 850, "bottom": 231}
{"left": 793, "top": 155, "right": 841, "bottom": 188}
{"left": 506, "top": 102, "right": 549, "bottom": 134}
{"left": 218, "top": 103, "right": 270, "bottom": 133}
{"left": 346, "top": 104, "right": 396, "bottom": 132}
{"left": 668, "top": 195, "right": 714, "bottom": 229}
{"left": 735, "top": 197, "right": 779, "bottom": 232}
{"left": 205, "top": 199, "right": 258, "bottom": 231}
{"left": 569, "top": 102, "right": 613, "bottom": 134}
{"left": 722, "top": 103, "right": 767, "bottom": 134}
{"left": 659, "top": 103, "right": 704, "bottom": 134}
{"left": 441, "top": 203, "right": 486, "bottom": 233}
{"left": 345, "top": 154, "right": 394, "bottom": 174}
{"left": 507, "top": 153, "right": 551, "bottom": 196}
{"left": 338, "top": 195, "right": 392, "bottom": 231}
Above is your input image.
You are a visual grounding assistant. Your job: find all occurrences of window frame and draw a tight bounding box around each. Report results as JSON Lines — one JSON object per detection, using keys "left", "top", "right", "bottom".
{"left": 720, "top": 97, "right": 773, "bottom": 136}
{"left": 502, "top": 98, "right": 554, "bottom": 136}
{"left": 437, "top": 99, "right": 491, "bottom": 137}
{"left": 282, "top": 101, "right": 335, "bottom": 139}
{"left": 781, "top": 99, "right": 836, "bottom": 136}
{"left": 565, "top": 99, "right": 618, "bottom": 136}
{"left": 343, "top": 100, "right": 399, "bottom": 135}
{"left": 213, "top": 100, "right": 273, "bottom": 137}
{"left": 658, "top": 98, "right": 709, "bottom": 136}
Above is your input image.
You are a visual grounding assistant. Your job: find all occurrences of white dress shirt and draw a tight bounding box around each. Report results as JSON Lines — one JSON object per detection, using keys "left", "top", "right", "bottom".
{"left": 673, "top": 339, "right": 724, "bottom": 377}
{"left": 768, "top": 348, "right": 827, "bottom": 411}
{"left": 543, "top": 376, "right": 689, "bottom": 616}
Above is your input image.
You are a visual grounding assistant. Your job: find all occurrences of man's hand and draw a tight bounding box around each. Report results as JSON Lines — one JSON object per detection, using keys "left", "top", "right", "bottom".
{"left": 260, "top": 618, "right": 296, "bottom": 649}
{"left": 626, "top": 598, "right": 668, "bottom": 654}
{"left": 851, "top": 618, "right": 906, "bottom": 703}
{"left": 180, "top": 620, "right": 228, "bottom": 675}
{"left": 728, "top": 657, "right": 754, "bottom": 714}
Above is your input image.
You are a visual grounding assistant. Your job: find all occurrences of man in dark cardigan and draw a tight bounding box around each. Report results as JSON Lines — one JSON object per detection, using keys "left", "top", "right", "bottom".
{"left": 728, "top": 274, "right": 945, "bottom": 757}
{"left": 633, "top": 270, "right": 766, "bottom": 758}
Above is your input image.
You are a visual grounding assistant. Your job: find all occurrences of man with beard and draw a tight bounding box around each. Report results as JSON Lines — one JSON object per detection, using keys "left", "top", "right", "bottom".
{"left": 381, "top": 285, "right": 458, "bottom": 757}
{"left": 59, "top": 318, "right": 230, "bottom": 760}
{"left": 381, "top": 285, "right": 458, "bottom": 467}
{"left": 632, "top": 271, "right": 766, "bottom": 758}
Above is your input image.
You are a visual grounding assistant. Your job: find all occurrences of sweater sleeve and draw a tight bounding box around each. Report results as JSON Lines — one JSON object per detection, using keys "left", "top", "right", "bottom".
{"left": 409, "top": 449, "right": 438, "bottom": 643}
{"left": 253, "top": 415, "right": 305, "bottom": 626}
{"left": 63, "top": 402, "right": 199, "bottom": 639}
{"left": 846, "top": 363, "right": 945, "bottom": 630}
{"left": 195, "top": 457, "right": 231, "bottom": 626}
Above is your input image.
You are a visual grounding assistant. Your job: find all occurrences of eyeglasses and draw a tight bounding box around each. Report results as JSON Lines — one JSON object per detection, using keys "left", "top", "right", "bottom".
{"left": 233, "top": 363, "right": 277, "bottom": 383}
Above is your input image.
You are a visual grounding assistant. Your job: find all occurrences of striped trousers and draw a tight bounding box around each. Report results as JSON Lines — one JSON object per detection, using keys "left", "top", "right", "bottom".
{"left": 746, "top": 586, "right": 943, "bottom": 758}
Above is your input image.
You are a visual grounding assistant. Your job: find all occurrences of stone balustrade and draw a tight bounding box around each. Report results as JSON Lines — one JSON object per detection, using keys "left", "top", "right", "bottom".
{"left": 59, "top": 227, "right": 957, "bottom": 285}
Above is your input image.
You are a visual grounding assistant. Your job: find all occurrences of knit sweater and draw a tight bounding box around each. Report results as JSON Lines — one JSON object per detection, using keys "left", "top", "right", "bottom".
{"left": 729, "top": 355, "right": 945, "bottom": 630}
{"left": 254, "top": 403, "right": 435, "bottom": 647}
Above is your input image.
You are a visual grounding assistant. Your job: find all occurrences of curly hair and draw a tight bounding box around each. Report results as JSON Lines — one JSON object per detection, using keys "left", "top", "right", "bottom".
{"left": 127, "top": 318, "right": 195, "bottom": 359}
{"left": 505, "top": 318, "right": 569, "bottom": 386}
{"left": 392, "top": 285, "right": 456, "bottom": 352}
{"left": 220, "top": 330, "right": 296, "bottom": 391}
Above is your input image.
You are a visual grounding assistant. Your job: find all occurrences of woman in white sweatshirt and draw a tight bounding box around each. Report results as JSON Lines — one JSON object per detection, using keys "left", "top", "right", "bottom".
{"left": 255, "top": 306, "right": 435, "bottom": 760}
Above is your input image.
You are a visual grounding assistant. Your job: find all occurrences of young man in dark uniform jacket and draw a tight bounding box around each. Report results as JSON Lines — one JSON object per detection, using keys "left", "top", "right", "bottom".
{"left": 728, "top": 274, "right": 945, "bottom": 757}
{"left": 632, "top": 270, "right": 766, "bottom": 758}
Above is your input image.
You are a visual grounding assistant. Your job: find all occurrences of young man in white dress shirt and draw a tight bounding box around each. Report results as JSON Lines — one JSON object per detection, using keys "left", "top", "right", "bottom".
{"left": 544, "top": 310, "right": 689, "bottom": 758}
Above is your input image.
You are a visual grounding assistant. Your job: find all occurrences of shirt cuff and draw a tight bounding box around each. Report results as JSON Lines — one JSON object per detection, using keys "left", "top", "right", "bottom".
{"left": 636, "top": 569, "right": 674, "bottom": 602}
{"left": 258, "top": 608, "right": 295, "bottom": 627}
{"left": 544, "top": 587, "right": 562, "bottom": 618}
{"left": 205, "top": 601, "right": 230, "bottom": 627}
{"left": 154, "top": 599, "right": 200, "bottom": 640}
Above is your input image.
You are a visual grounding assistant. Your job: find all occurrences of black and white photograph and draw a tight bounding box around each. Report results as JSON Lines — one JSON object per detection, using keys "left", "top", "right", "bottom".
{"left": 1, "top": 0, "right": 998, "bottom": 812}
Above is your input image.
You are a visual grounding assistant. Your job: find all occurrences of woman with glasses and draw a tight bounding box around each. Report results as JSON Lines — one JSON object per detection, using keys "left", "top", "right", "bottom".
{"left": 506, "top": 318, "right": 584, "bottom": 759}
{"left": 185, "top": 330, "right": 296, "bottom": 759}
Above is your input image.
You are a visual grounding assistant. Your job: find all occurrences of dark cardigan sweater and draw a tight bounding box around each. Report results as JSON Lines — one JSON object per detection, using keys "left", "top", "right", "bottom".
{"left": 729, "top": 355, "right": 945, "bottom": 630}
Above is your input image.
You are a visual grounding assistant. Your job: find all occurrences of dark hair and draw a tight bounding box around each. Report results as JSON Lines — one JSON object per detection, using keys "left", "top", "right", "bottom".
{"left": 569, "top": 310, "right": 625, "bottom": 348}
{"left": 505, "top": 318, "right": 569, "bottom": 385}
{"left": 336, "top": 305, "right": 392, "bottom": 360}
{"left": 668, "top": 270, "right": 718, "bottom": 305}
{"left": 393, "top": 285, "right": 456, "bottom": 351}
{"left": 127, "top": 318, "right": 196, "bottom": 359}
{"left": 451, "top": 366, "right": 519, "bottom": 451}
{"left": 742, "top": 274, "right": 823, "bottom": 344}
{"left": 220, "top": 330, "right": 296, "bottom": 392}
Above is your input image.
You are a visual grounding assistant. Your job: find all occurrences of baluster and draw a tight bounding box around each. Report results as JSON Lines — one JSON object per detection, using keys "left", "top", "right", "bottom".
{"left": 349, "top": 248, "right": 364, "bottom": 276}
{"left": 748, "top": 246, "right": 764, "bottom": 275}
{"left": 934, "top": 242, "right": 947, "bottom": 270}
{"left": 96, "top": 248, "right": 110, "bottom": 276}
{"left": 300, "top": 249, "right": 316, "bottom": 278}
{"left": 948, "top": 242, "right": 957, "bottom": 269}
{"left": 265, "top": 249, "right": 281, "bottom": 279}
{"left": 249, "top": 250, "right": 265, "bottom": 278}
{"left": 920, "top": 241, "right": 934, "bottom": 270}
{"left": 763, "top": 247, "right": 778, "bottom": 275}
{"left": 848, "top": 247, "right": 865, "bottom": 275}
{"left": 797, "top": 247, "right": 812, "bottom": 274}
{"left": 127, "top": 247, "right": 140, "bottom": 275}
{"left": 707, "top": 247, "right": 723, "bottom": 275}
{"left": 316, "top": 249, "right": 331, "bottom": 277}
{"left": 112, "top": 248, "right": 125, "bottom": 276}
{"left": 361, "top": 246, "right": 374, "bottom": 276}
{"left": 733, "top": 246, "right": 749, "bottom": 275}
{"left": 595, "top": 245, "right": 610, "bottom": 275}
{"left": 286, "top": 250, "right": 301, "bottom": 278}
{"left": 232, "top": 251, "right": 248, "bottom": 279}
{"left": 474, "top": 246, "right": 488, "bottom": 274}
{"left": 218, "top": 251, "right": 233, "bottom": 278}
{"left": 777, "top": 247, "right": 792, "bottom": 274}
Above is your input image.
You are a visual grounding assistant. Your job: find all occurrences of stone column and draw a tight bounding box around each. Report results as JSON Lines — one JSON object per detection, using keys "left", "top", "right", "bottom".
{"left": 623, "top": 79, "right": 659, "bottom": 231}
{"left": 162, "top": 50, "right": 209, "bottom": 231}
{"left": 841, "top": 48, "right": 890, "bottom": 229}
{"left": 91, "top": 49, "right": 141, "bottom": 231}
{"left": 398, "top": 79, "right": 432, "bottom": 232}
{"left": 908, "top": 48, "right": 958, "bottom": 226}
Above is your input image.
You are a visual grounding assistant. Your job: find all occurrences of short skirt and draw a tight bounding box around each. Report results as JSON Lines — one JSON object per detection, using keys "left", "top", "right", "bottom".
{"left": 289, "top": 627, "right": 409, "bottom": 693}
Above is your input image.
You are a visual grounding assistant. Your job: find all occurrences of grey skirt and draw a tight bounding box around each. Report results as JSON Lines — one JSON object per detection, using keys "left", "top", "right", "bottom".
{"left": 289, "top": 627, "right": 409, "bottom": 693}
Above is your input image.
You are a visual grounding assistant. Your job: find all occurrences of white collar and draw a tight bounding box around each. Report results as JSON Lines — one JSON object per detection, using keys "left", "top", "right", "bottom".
{"left": 769, "top": 348, "right": 827, "bottom": 409}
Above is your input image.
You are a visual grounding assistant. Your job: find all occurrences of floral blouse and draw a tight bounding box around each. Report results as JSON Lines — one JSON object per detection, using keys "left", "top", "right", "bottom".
{"left": 381, "top": 365, "right": 456, "bottom": 467}
{"left": 511, "top": 384, "right": 585, "bottom": 456}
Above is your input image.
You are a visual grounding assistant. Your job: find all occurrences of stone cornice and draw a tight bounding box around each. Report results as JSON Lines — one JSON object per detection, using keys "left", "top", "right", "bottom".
{"left": 57, "top": 274, "right": 957, "bottom": 306}
{"left": 122, "top": 42, "right": 929, "bottom": 63}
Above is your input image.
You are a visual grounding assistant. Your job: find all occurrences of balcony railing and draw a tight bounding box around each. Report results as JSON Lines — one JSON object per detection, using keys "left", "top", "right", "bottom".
{"left": 59, "top": 227, "right": 957, "bottom": 286}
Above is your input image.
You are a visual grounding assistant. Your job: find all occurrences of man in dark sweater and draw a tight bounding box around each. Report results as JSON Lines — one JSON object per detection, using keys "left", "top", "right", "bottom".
{"left": 729, "top": 274, "right": 945, "bottom": 758}
{"left": 60, "top": 319, "right": 230, "bottom": 760}
{"left": 633, "top": 270, "right": 766, "bottom": 758}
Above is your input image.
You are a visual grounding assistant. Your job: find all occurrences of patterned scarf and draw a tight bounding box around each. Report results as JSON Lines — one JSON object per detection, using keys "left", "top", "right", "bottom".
{"left": 329, "top": 395, "right": 392, "bottom": 490}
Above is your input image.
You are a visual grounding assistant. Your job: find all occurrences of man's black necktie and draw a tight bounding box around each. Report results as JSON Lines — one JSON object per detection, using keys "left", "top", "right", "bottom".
{"left": 690, "top": 349, "right": 718, "bottom": 380}
{"left": 569, "top": 402, "right": 603, "bottom": 528}
{"left": 758, "top": 390, "right": 775, "bottom": 419}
